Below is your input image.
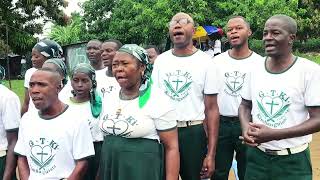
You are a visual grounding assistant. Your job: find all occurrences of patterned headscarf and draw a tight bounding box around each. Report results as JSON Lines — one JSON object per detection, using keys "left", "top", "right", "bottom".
{"left": 71, "top": 63, "right": 102, "bottom": 118}
{"left": 33, "top": 39, "right": 63, "bottom": 59}
{"left": 118, "top": 44, "right": 153, "bottom": 108}
{"left": 0, "top": 65, "right": 5, "bottom": 84}
{"left": 43, "top": 58, "right": 68, "bottom": 86}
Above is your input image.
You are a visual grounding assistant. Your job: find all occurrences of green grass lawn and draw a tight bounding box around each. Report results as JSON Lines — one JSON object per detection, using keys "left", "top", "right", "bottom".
{"left": 2, "top": 80, "right": 24, "bottom": 102}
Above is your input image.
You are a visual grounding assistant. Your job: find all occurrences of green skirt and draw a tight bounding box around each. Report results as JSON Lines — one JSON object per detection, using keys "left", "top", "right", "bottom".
{"left": 99, "top": 135, "right": 163, "bottom": 180}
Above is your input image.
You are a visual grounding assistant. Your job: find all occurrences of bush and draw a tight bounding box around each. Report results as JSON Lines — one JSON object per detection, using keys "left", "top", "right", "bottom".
{"left": 249, "top": 39, "right": 264, "bottom": 56}
{"left": 293, "top": 39, "right": 320, "bottom": 53}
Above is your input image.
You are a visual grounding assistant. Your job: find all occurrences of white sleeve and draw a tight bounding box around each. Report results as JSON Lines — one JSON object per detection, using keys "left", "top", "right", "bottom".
{"left": 3, "top": 92, "right": 20, "bottom": 130}
{"left": 204, "top": 60, "right": 220, "bottom": 94}
{"left": 24, "top": 69, "right": 31, "bottom": 88}
{"left": 72, "top": 119, "right": 95, "bottom": 160}
{"left": 14, "top": 118, "right": 27, "bottom": 156}
{"left": 304, "top": 64, "right": 320, "bottom": 106}
{"left": 240, "top": 70, "right": 252, "bottom": 101}
{"left": 154, "top": 109, "right": 177, "bottom": 131}
{"left": 151, "top": 59, "right": 160, "bottom": 88}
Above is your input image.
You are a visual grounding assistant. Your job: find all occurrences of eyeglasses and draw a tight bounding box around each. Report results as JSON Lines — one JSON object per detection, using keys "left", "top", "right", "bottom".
{"left": 169, "top": 18, "right": 192, "bottom": 27}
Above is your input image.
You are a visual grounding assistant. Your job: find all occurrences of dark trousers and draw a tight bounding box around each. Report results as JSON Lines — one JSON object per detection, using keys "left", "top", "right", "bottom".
{"left": 178, "top": 124, "right": 207, "bottom": 180}
{"left": 212, "top": 116, "right": 247, "bottom": 180}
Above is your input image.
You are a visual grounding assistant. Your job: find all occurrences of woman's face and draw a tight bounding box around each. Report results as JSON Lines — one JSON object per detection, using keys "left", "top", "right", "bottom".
{"left": 112, "top": 52, "right": 145, "bottom": 91}
{"left": 32, "top": 48, "right": 47, "bottom": 69}
{"left": 71, "top": 72, "right": 92, "bottom": 100}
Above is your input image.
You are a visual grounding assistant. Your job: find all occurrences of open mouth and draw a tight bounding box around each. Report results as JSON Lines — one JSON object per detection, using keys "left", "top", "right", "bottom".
{"left": 32, "top": 97, "right": 42, "bottom": 103}
{"left": 173, "top": 31, "right": 184, "bottom": 37}
{"left": 230, "top": 36, "right": 240, "bottom": 41}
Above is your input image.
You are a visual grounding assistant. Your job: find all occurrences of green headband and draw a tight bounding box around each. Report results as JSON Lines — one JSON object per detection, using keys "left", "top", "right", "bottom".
{"left": 118, "top": 44, "right": 153, "bottom": 108}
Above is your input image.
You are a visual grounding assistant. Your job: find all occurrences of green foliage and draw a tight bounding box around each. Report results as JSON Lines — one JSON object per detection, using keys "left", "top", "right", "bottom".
{"left": 249, "top": 39, "right": 264, "bottom": 56}
{"left": 2, "top": 80, "right": 25, "bottom": 103}
{"left": 0, "top": 0, "right": 66, "bottom": 55}
{"left": 293, "top": 39, "right": 320, "bottom": 53}
{"left": 49, "top": 14, "right": 84, "bottom": 46}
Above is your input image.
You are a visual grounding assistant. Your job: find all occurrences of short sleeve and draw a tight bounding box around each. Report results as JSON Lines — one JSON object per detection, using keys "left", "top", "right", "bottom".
{"left": 240, "top": 70, "right": 252, "bottom": 101}
{"left": 14, "top": 118, "right": 27, "bottom": 156}
{"left": 204, "top": 60, "right": 220, "bottom": 94}
{"left": 154, "top": 109, "right": 177, "bottom": 132}
{"left": 304, "top": 64, "right": 320, "bottom": 106}
{"left": 3, "top": 92, "right": 20, "bottom": 130}
{"left": 72, "top": 119, "right": 95, "bottom": 160}
{"left": 24, "top": 69, "right": 31, "bottom": 88}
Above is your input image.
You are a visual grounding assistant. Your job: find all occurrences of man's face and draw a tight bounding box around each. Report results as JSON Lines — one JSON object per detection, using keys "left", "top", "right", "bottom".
{"left": 86, "top": 41, "right": 102, "bottom": 64}
{"left": 262, "top": 18, "right": 294, "bottom": 57}
{"left": 226, "top": 18, "right": 251, "bottom": 48}
{"left": 169, "top": 14, "right": 194, "bottom": 49}
{"left": 101, "top": 42, "right": 117, "bottom": 67}
{"left": 146, "top": 48, "right": 158, "bottom": 64}
{"left": 29, "top": 70, "right": 61, "bottom": 111}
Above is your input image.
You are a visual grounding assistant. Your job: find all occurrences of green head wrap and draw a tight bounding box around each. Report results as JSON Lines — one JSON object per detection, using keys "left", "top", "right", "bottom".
{"left": 43, "top": 58, "right": 68, "bottom": 86}
{"left": 71, "top": 63, "right": 102, "bottom": 118}
{"left": 118, "top": 44, "right": 153, "bottom": 108}
{"left": 0, "top": 66, "right": 5, "bottom": 84}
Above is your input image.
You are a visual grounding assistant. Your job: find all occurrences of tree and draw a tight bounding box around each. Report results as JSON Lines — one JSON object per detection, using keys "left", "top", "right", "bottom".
{"left": 0, "top": 0, "right": 67, "bottom": 56}
{"left": 49, "top": 13, "right": 86, "bottom": 46}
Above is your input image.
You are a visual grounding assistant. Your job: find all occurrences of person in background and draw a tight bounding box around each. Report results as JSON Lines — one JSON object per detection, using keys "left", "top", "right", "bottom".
{"left": 0, "top": 66, "right": 20, "bottom": 180}
{"left": 99, "top": 39, "right": 122, "bottom": 98}
{"left": 239, "top": 14, "right": 320, "bottom": 180}
{"left": 212, "top": 16, "right": 262, "bottom": 180}
{"left": 98, "top": 44, "right": 179, "bottom": 180}
{"left": 21, "top": 39, "right": 63, "bottom": 116}
{"left": 15, "top": 68, "right": 95, "bottom": 180}
{"left": 145, "top": 45, "right": 160, "bottom": 64}
{"left": 61, "top": 63, "right": 103, "bottom": 180}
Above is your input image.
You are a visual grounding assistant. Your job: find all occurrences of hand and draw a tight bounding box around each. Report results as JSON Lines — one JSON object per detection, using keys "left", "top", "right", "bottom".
{"left": 200, "top": 156, "right": 214, "bottom": 179}
{"left": 247, "top": 123, "right": 276, "bottom": 144}
{"left": 239, "top": 126, "right": 259, "bottom": 147}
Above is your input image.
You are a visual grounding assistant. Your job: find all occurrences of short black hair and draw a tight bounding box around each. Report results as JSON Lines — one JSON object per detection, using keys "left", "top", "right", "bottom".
{"left": 104, "top": 39, "right": 123, "bottom": 50}
{"left": 228, "top": 15, "right": 251, "bottom": 29}
{"left": 145, "top": 45, "right": 160, "bottom": 55}
{"left": 268, "top": 14, "right": 297, "bottom": 34}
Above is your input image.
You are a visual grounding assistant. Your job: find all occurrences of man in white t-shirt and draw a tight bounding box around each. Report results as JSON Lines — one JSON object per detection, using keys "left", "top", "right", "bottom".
{"left": 0, "top": 66, "right": 20, "bottom": 180}
{"left": 239, "top": 15, "right": 320, "bottom": 180}
{"left": 212, "top": 16, "right": 262, "bottom": 180}
{"left": 152, "top": 12, "right": 220, "bottom": 180}
{"left": 99, "top": 39, "right": 122, "bottom": 98}
{"left": 15, "top": 69, "right": 94, "bottom": 180}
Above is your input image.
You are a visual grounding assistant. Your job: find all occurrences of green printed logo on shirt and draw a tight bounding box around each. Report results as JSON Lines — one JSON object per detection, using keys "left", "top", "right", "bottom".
{"left": 224, "top": 71, "right": 245, "bottom": 96}
{"left": 29, "top": 138, "right": 59, "bottom": 175}
{"left": 100, "top": 113, "right": 136, "bottom": 137}
{"left": 163, "top": 70, "right": 192, "bottom": 101}
{"left": 256, "top": 90, "right": 290, "bottom": 128}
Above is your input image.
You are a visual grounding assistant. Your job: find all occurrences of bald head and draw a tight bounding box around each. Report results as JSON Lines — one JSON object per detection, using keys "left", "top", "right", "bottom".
{"left": 267, "top": 14, "right": 297, "bottom": 34}
{"left": 171, "top": 12, "right": 195, "bottom": 26}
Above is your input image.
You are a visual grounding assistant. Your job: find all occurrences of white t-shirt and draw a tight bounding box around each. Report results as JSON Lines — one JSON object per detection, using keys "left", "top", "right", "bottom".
{"left": 24, "top": 67, "right": 37, "bottom": 113}
{"left": 14, "top": 106, "right": 95, "bottom": 179}
{"left": 213, "top": 51, "right": 263, "bottom": 116}
{"left": 152, "top": 50, "right": 220, "bottom": 121}
{"left": 213, "top": 40, "right": 222, "bottom": 54}
{"left": 97, "top": 74, "right": 120, "bottom": 99}
{"left": 0, "top": 84, "right": 20, "bottom": 151}
{"left": 241, "top": 57, "right": 320, "bottom": 150}
{"left": 63, "top": 98, "right": 103, "bottom": 142}
{"left": 205, "top": 49, "right": 215, "bottom": 58}
{"left": 99, "top": 87, "right": 177, "bottom": 140}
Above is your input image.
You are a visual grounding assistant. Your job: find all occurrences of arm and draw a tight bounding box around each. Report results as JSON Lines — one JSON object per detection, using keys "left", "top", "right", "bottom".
{"left": 17, "top": 156, "right": 29, "bottom": 180}
{"left": 3, "top": 131, "right": 18, "bottom": 180}
{"left": 201, "top": 94, "right": 219, "bottom": 179}
{"left": 67, "top": 159, "right": 89, "bottom": 180}
{"left": 247, "top": 107, "right": 320, "bottom": 144}
{"left": 238, "top": 98, "right": 258, "bottom": 146}
{"left": 21, "top": 88, "right": 30, "bottom": 116}
{"left": 159, "top": 128, "right": 179, "bottom": 180}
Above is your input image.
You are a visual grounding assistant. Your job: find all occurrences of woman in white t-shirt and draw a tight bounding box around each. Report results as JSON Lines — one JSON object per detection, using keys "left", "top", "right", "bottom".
{"left": 61, "top": 63, "right": 103, "bottom": 180}
{"left": 98, "top": 44, "right": 179, "bottom": 180}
